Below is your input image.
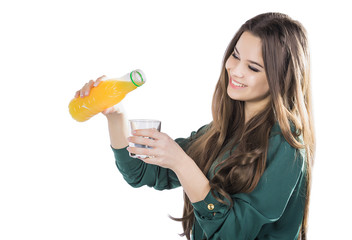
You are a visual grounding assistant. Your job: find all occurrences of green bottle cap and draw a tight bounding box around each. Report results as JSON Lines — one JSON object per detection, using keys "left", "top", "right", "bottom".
{"left": 130, "top": 70, "right": 145, "bottom": 87}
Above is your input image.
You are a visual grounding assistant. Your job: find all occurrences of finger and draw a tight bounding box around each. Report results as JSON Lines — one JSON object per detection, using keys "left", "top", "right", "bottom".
{"left": 79, "top": 87, "right": 85, "bottom": 98}
{"left": 102, "top": 107, "right": 113, "bottom": 115}
{"left": 81, "top": 80, "right": 94, "bottom": 97}
{"left": 102, "top": 105, "right": 123, "bottom": 115}
{"left": 132, "top": 128, "right": 162, "bottom": 139}
{"left": 140, "top": 155, "right": 158, "bottom": 165}
{"left": 127, "top": 146, "right": 155, "bottom": 158}
{"left": 79, "top": 82, "right": 89, "bottom": 98}
{"left": 94, "top": 75, "right": 106, "bottom": 87}
{"left": 128, "top": 136, "right": 156, "bottom": 148}
{"left": 75, "top": 90, "right": 80, "bottom": 98}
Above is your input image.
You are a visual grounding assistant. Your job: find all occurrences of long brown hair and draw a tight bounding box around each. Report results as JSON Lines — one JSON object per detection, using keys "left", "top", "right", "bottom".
{"left": 173, "top": 13, "right": 315, "bottom": 239}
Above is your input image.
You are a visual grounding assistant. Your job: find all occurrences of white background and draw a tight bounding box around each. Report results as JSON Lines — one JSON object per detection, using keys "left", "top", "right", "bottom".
{"left": 0, "top": 0, "right": 351, "bottom": 239}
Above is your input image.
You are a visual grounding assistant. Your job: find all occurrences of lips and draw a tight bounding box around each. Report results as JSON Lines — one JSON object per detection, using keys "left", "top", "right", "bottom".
{"left": 229, "top": 77, "right": 247, "bottom": 88}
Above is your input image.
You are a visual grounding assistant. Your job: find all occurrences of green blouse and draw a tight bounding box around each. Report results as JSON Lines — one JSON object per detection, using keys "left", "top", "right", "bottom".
{"left": 111, "top": 124, "right": 306, "bottom": 240}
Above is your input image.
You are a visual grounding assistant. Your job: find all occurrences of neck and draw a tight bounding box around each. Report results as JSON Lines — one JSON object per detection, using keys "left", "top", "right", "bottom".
{"left": 244, "top": 96, "right": 271, "bottom": 124}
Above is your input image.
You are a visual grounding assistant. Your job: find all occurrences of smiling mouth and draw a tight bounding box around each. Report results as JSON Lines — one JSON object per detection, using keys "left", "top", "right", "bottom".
{"left": 231, "top": 78, "right": 247, "bottom": 88}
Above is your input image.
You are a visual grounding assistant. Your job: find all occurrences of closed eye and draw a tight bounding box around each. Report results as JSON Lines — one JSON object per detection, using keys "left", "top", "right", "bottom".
{"left": 249, "top": 65, "right": 260, "bottom": 72}
{"left": 232, "top": 51, "right": 260, "bottom": 73}
{"left": 232, "top": 52, "right": 239, "bottom": 60}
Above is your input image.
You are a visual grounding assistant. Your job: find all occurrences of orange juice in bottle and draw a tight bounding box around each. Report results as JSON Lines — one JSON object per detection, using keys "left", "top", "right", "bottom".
{"left": 69, "top": 69, "right": 145, "bottom": 122}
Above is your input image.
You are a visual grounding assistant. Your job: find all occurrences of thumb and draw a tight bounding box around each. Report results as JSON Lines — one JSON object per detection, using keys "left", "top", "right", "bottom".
{"left": 102, "top": 102, "right": 126, "bottom": 115}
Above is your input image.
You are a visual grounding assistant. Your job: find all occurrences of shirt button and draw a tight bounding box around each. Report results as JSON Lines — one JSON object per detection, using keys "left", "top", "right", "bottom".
{"left": 207, "top": 203, "right": 214, "bottom": 211}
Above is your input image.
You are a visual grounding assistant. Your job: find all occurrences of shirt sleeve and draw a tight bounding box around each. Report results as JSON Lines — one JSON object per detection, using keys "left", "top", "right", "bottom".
{"left": 112, "top": 146, "right": 180, "bottom": 190}
{"left": 112, "top": 124, "right": 209, "bottom": 191}
{"left": 191, "top": 132, "right": 306, "bottom": 239}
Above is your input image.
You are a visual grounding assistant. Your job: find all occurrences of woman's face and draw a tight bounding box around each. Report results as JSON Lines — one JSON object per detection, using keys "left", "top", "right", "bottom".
{"left": 226, "top": 31, "right": 270, "bottom": 105}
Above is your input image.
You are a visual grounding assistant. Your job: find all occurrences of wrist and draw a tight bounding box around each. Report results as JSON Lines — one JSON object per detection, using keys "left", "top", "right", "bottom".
{"left": 173, "top": 155, "right": 211, "bottom": 203}
{"left": 106, "top": 112, "right": 124, "bottom": 121}
{"left": 173, "top": 155, "right": 196, "bottom": 176}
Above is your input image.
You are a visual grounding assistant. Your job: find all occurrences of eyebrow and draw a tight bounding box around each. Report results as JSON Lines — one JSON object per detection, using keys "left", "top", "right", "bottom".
{"left": 234, "top": 47, "right": 264, "bottom": 69}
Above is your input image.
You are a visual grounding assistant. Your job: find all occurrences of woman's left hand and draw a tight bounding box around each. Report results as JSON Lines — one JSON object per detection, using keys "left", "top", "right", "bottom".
{"left": 127, "top": 129, "right": 190, "bottom": 171}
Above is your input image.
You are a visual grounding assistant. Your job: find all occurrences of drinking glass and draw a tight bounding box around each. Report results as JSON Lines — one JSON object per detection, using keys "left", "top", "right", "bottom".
{"left": 128, "top": 119, "right": 161, "bottom": 158}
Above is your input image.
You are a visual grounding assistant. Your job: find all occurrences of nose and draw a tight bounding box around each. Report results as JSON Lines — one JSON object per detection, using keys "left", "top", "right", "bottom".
{"left": 227, "top": 61, "right": 244, "bottom": 78}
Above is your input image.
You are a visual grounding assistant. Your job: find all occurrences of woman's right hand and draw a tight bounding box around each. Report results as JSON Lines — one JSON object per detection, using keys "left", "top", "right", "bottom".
{"left": 74, "top": 75, "right": 123, "bottom": 116}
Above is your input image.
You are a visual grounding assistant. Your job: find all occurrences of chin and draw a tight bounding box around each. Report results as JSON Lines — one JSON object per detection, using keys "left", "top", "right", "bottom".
{"left": 227, "top": 87, "right": 243, "bottom": 101}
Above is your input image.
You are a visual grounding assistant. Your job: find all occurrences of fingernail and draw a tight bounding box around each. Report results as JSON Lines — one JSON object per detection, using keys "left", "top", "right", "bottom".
{"left": 85, "top": 91, "right": 89, "bottom": 96}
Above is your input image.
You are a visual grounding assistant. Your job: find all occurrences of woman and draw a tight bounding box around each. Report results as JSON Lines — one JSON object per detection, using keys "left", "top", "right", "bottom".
{"left": 76, "top": 12, "right": 314, "bottom": 240}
